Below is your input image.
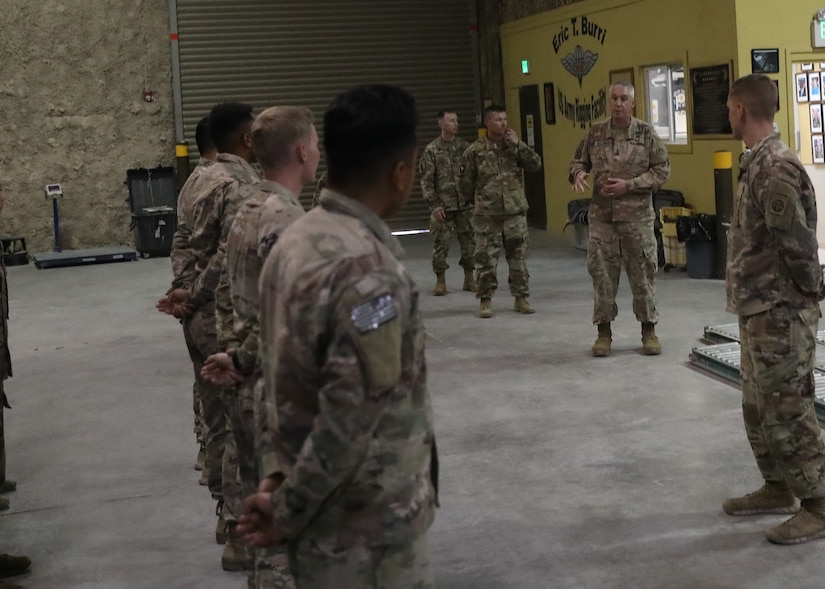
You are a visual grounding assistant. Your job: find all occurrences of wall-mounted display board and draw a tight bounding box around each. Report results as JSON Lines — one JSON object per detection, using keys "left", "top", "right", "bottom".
{"left": 690, "top": 63, "right": 732, "bottom": 137}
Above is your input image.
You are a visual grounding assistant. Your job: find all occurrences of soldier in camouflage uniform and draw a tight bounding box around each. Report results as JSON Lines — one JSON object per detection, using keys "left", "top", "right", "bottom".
{"left": 169, "top": 117, "right": 216, "bottom": 479}
{"left": 239, "top": 84, "right": 438, "bottom": 589}
{"left": 461, "top": 105, "right": 541, "bottom": 318}
{"left": 0, "top": 194, "right": 16, "bottom": 510}
{"left": 157, "top": 102, "right": 261, "bottom": 570}
{"left": 204, "top": 105, "right": 318, "bottom": 588}
{"left": 721, "top": 74, "right": 825, "bottom": 545}
{"left": 569, "top": 82, "right": 670, "bottom": 356}
{"left": 420, "top": 110, "right": 475, "bottom": 295}
{"left": 310, "top": 171, "right": 326, "bottom": 208}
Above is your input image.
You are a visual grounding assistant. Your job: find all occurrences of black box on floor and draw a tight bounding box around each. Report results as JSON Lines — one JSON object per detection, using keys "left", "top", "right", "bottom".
{"left": 132, "top": 213, "right": 176, "bottom": 257}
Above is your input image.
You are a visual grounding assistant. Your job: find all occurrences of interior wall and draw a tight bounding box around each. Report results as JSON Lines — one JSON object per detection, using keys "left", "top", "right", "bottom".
{"left": 500, "top": 0, "right": 741, "bottom": 235}
{"left": 0, "top": 0, "right": 174, "bottom": 252}
{"left": 734, "top": 0, "right": 825, "bottom": 246}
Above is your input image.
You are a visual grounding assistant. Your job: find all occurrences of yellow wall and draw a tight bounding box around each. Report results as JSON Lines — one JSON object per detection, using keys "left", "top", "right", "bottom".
{"left": 501, "top": 0, "right": 742, "bottom": 234}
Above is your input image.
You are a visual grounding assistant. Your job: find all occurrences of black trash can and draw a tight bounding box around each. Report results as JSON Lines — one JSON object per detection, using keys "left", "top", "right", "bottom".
{"left": 676, "top": 214, "right": 716, "bottom": 279}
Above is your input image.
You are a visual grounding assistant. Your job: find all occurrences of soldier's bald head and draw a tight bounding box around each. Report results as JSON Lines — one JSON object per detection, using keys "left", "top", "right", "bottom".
{"left": 729, "top": 74, "right": 777, "bottom": 121}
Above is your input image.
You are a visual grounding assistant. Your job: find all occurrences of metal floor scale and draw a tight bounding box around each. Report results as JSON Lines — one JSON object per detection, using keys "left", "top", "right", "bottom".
{"left": 31, "top": 183, "right": 137, "bottom": 269}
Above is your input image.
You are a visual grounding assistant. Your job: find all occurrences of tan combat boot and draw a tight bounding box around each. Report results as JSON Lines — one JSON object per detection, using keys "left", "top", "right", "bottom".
{"left": 0, "top": 581, "right": 25, "bottom": 589}
{"left": 194, "top": 446, "right": 205, "bottom": 471}
{"left": 764, "top": 497, "right": 825, "bottom": 544}
{"left": 723, "top": 481, "right": 798, "bottom": 515}
{"left": 513, "top": 296, "right": 535, "bottom": 314}
{"left": 641, "top": 322, "right": 661, "bottom": 355}
{"left": 221, "top": 522, "right": 248, "bottom": 571}
{"left": 462, "top": 270, "right": 477, "bottom": 292}
{"left": 433, "top": 273, "right": 447, "bottom": 296}
{"left": 591, "top": 323, "right": 612, "bottom": 357}
{"left": 478, "top": 298, "right": 492, "bottom": 318}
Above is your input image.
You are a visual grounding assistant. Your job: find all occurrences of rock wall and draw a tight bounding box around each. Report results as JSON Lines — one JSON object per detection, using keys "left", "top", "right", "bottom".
{"left": 0, "top": 0, "right": 174, "bottom": 252}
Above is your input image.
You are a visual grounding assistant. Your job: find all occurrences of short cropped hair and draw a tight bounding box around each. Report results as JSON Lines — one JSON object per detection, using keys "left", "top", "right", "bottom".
{"left": 483, "top": 105, "right": 506, "bottom": 121}
{"left": 729, "top": 74, "right": 777, "bottom": 121}
{"left": 252, "top": 106, "right": 315, "bottom": 172}
{"left": 324, "top": 84, "right": 418, "bottom": 187}
{"left": 208, "top": 102, "right": 254, "bottom": 152}
{"left": 437, "top": 110, "right": 456, "bottom": 120}
{"left": 194, "top": 117, "right": 214, "bottom": 155}
{"left": 610, "top": 82, "right": 636, "bottom": 98}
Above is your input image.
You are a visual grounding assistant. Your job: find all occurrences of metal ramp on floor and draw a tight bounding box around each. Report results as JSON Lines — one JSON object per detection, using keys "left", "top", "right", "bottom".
{"left": 703, "top": 323, "right": 740, "bottom": 344}
{"left": 690, "top": 336, "right": 825, "bottom": 423}
{"left": 32, "top": 246, "right": 138, "bottom": 269}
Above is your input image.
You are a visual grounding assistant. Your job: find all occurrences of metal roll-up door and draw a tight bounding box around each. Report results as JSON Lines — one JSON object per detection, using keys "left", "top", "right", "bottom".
{"left": 173, "top": 0, "right": 476, "bottom": 230}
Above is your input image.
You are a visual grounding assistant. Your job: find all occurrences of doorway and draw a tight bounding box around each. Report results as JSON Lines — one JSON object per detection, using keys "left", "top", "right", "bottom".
{"left": 518, "top": 85, "right": 547, "bottom": 229}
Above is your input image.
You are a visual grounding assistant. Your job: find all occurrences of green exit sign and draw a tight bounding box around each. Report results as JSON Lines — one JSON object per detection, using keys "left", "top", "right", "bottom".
{"left": 812, "top": 20, "right": 825, "bottom": 48}
{"left": 521, "top": 59, "right": 530, "bottom": 74}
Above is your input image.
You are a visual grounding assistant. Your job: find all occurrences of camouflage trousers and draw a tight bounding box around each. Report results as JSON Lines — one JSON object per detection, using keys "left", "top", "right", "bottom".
{"left": 0, "top": 381, "right": 5, "bottom": 484}
{"left": 288, "top": 533, "right": 434, "bottom": 589}
{"left": 182, "top": 301, "right": 225, "bottom": 499}
{"left": 587, "top": 221, "right": 658, "bottom": 324}
{"left": 225, "top": 375, "right": 295, "bottom": 589}
{"left": 739, "top": 305, "right": 825, "bottom": 498}
{"left": 430, "top": 208, "right": 474, "bottom": 274}
{"left": 474, "top": 214, "right": 529, "bottom": 299}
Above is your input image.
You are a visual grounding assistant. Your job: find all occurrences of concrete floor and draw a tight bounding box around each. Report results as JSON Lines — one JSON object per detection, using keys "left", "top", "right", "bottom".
{"left": 2, "top": 230, "right": 825, "bottom": 588}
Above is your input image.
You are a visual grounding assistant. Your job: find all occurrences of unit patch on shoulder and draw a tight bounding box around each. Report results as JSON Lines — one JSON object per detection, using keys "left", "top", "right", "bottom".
{"left": 764, "top": 179, "right": 796, "bottom": 231}
{"left": 350, "top": 294, "right": 397, "bottom": 334}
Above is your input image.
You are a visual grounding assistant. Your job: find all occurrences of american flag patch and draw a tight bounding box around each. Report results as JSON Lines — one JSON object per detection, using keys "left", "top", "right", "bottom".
{"left": 350, "top": 294, "right": 397, "bottom": 334}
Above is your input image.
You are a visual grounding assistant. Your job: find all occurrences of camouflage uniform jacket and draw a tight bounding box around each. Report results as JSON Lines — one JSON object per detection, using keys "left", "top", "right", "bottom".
{"left": 310, "top": 171, "right": 327, "bottom": 208}
{"left": 0, "top": 249, "right": 10, "bottom": 381}
{"left": 461, "top": 135, "right": 541, "bottom": 216}
{"left": 569, "top": 117, "right": 670, "bottom": 224}
{"left": 419, "top": 136, "right": 471, "bottom": 212}
{"left": 217, "top": 181, "right": 305, "bottom": 371}
{"left": 726, "top": 133, "right": 822, "bottom": 316}
{"left": 185, "top": 153, "right": 260, "bottom": 312}
{"left": 258, "top": 188, "right": 438, "bottom": 546}
{"left": 170, "top": 157, "right": 215, "bottom": 290}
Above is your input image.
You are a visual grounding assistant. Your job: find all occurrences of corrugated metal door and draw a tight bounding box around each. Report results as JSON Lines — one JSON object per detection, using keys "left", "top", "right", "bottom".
{"left": 174, "top": 0, "right": 476, "bottom": 229}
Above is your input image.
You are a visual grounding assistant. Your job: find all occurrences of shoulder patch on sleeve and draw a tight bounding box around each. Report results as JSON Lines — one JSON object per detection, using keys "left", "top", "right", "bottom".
{"left": 350, "top": 294, "right": 397, "bottom": 334}
{"left": 765, "top": 179, "right": 797, "bottom": 230}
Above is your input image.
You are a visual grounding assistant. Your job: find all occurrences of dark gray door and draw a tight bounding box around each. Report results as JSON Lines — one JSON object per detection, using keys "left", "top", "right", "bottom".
{"left": 173, "top": 0, "right": 476, "bottom": 230}
{"left": 518, "top": 85, "right": 546, "bottom": 229}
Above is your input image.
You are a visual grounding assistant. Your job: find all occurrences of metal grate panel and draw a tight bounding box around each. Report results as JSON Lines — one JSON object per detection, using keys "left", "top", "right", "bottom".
{"left": 703, "top": 323, "right": 740, "bottom": 344}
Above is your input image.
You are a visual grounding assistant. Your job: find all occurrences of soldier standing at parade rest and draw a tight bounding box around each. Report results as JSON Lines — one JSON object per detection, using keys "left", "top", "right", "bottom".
{"left": 168, "top": 116, "right": 216, "bottom": 480}
{"left": 569, "top": 82, "right": 670, "bottom": 357}
{"left": 461, "top": 105, "right": 541, "bottom": 318}
{"left": 202, "top": 105, "right": 319, "bottom": 588}
{"left": 419, "top": 110, "right": 475, "bottom": 296}
{"left": 721, "top": 74, "right": 825, "bottom": 545}
{"left": 157, "top": 102, "right": 261, "bottom": 570}
{"left": 238, "top": 84, "right": 439, "bottom": 588}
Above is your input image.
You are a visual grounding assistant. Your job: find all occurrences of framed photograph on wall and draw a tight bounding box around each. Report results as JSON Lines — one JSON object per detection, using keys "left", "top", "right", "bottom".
{"left": 811, "top": 104, "right": 823, "bottom": 133}
{"left": 810, "top": 72, "right": 822, "bottom": 101}
{"left": 802, "top": 62, "right": 815, "bottom": 71}
{"left": 813, "top": 134, "right": 824, "bottom": 163}
{"left": 751, "top": 48, "right": 779, "bottom": 74}
{"left": 797, "top": 73, "right": 809, "bottom": 102}
{"left": 543, "top": 83, "right": 556, "bottom": 125}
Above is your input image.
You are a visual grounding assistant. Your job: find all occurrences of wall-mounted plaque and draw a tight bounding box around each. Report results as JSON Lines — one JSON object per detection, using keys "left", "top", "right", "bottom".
{"left": 690, "top": 63, "right": 732, "bottom": 137}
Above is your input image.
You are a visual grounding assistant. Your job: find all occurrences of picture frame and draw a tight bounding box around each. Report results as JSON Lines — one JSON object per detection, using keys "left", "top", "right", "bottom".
{"left": 751, "top": 48, "right": 779, "bottom": 74}
{"left": 608, "top": 67, "right": 636, "bottom": 116}
{"left": 811, "top": 104, "right": 823, "bottom": 133}
{"left": 689, "top": 62, "right": 732, "bottom": 137}
{"left": 543, "top": 82, "right": 556, "bottom": 125}
{"left": 810, "top": 72, "right": 822, "bottom": 101}
{"left": 802, "top": 62, "right": 815, "bottom": 71}
{"left": 813, "top": 134, "right": 824, "bottom": 164}
{"left": 797, "top": 72, "right": 809, "bottom": 102}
